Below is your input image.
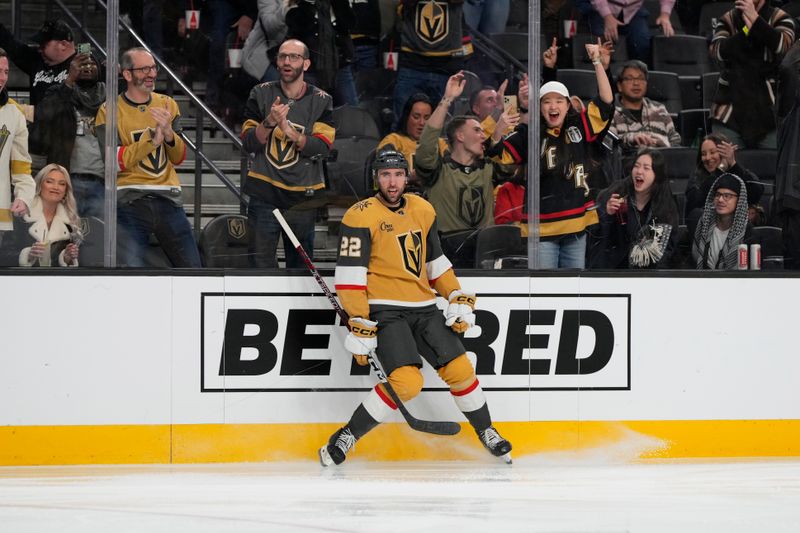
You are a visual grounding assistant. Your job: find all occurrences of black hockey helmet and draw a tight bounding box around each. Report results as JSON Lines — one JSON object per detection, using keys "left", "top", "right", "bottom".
{"left": 371, "top": 149, "right": 409, "bottom": 182}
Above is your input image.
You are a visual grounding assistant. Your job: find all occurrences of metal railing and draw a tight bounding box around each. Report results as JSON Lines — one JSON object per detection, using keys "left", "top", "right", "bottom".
{"left": 48, "top": 0, "right": 248, "bottom": 235}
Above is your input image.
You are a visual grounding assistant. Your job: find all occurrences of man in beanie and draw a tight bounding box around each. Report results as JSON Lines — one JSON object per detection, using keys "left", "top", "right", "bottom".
{"left": 692, "top": 173, "right": 760, "bottom": 269}
{"left": 0, "top": 19, "right": 76, "bottom": 107}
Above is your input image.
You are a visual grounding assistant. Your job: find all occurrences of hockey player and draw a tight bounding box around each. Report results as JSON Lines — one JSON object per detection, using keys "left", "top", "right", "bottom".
{"left": 319, "top": 150, "right": 512, "bottom": 466}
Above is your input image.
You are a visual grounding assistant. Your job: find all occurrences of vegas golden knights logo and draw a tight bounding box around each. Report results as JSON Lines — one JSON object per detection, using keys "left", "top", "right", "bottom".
{"left": 416, "top": 0, "right": 449, "bottom": 45}
{"left": 268, "top": 122, "right": 305, "bottom": 169}
{"left": 458, "top": 186, "right": 485, "bottom": 227}
{"left": 397, "top": 230, "right": 424, "bottom": 277}
{"left": 227, "top": 217, "right": 246, "bottom": 239}
{"left": 0, "top": 125, "right": 10, "bottom": 157}
{"left": 131, "top": 129, "right": 168, "bottom": 176}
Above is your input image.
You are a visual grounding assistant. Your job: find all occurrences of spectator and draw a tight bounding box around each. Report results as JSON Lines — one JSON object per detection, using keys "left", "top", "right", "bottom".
{"left": 491, "top": 42, "right": 614, "bottom": 269}
{"left": 1, "top": 164, "right": 81, "bottom": 267}
{"left": 575, "top": 0, "right": 675, "bottom": 62}
{"left": 0, "top": 47, "right": 35, "bottom": 244}
{"left": 596, "top": 148, "right": 679, "bottom": 268}
{"left": 392, "top": 0, "right": 473, "bottom": 128}
{"left": 0, "top": 19, "right": 76, "bottom": 107}
{"left": 776, "top": 38, "right": 800, "bottom": 268}
{"left": 284, "top": 0, "right": 358, "bottom": 105}
{"left": 349, "top": 0, "right": 381, "bottom": 71}
{"left": 414, "top": 71, "right": 513, "bottom": 267}
{"left": 691, "top": 173, "right": 760, "bottom": 269}
{"left": 377, "top": 92, "right": 447, "bottom": 189}
{"left": 33, "top": 51, "right": 105, "bottom": 219}
{"left": 468, "top": 79, "right": 510, "bottom": 137}
{"left": 240, "top": 38, "right": 335, "bottom": 268}
{"left": 610, "top": 60, "right": 681, "bottom": 160}
{"left": 685, "top": 133, "right": 762, "bottom": 234}
{"left": 242, "top": 0, "right": 287, "bottom": 82}
{"left": 709, "top": 0, "right": 795, "bottom": 149}
{"left": 195, "top": 0, "right": 257, "bottom": 115}
{"left": 95, "top": 47, "right": 201, "bottom": 268}
{"left": 463, "top": 0, "right": 510, "bottom": 36}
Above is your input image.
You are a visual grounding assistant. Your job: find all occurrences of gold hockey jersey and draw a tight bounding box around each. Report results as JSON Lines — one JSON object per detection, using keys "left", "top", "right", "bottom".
{"left": 95, "top": 93, "right": 185, "bottom": 200}
{"left": 334, "top": 193, "right": 460, "bottom": 319}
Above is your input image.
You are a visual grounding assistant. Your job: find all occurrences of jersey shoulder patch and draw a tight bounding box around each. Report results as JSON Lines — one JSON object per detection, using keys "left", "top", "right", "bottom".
{"left": 342, "top": 197, "right": 378, "bottom": 227}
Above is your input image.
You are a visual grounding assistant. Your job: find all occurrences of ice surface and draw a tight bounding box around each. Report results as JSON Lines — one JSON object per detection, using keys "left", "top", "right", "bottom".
{"left": 1, "top": 458, "right": 799, "bottom": 532}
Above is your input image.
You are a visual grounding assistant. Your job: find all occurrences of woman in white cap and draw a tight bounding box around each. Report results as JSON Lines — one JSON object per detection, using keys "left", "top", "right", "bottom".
{"left": 491, "top": 41, "right": 614, "bottom": 268}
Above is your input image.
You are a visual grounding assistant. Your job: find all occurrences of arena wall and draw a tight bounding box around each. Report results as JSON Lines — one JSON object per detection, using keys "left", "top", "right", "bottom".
{"left": 1, "top": 272, "right": 798, "bottom": 465}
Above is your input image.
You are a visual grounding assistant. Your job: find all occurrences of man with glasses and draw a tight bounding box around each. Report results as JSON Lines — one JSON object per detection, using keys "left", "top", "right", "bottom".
{"left": 240, "top": 38, "right": 335, "bottom": 268}
{"left": 610, "top": 60, "right": 681, "bottom": 161}
{"left": 95, "top": 47, "right": 201, "bottom": 268}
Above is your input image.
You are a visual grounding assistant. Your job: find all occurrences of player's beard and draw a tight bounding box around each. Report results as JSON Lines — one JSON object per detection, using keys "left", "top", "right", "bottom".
{"left": 281, "top": 63, "right": 304, "bottom": 84}
{"left": 378, "top": 183, "right": 405, "bottom": 206}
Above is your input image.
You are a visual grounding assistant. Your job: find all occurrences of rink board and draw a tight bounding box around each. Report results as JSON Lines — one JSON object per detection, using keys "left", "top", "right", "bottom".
{"left": 0, "top": 272, "right": 798, "bottom": 465}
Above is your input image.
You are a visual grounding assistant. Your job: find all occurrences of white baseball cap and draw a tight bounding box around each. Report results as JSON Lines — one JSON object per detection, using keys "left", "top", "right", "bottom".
{"left": 539, "top": 81, "right": 570, "bottom": 100}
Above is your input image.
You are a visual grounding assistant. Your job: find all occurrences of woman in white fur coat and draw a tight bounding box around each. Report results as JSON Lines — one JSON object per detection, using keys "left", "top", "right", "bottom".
{"left": 1, "top": 164, "right": 82, "bottom": 267}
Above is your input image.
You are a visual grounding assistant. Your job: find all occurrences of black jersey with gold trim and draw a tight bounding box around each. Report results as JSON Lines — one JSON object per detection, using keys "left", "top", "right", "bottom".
{"left": 489, "top": 98, "right": 614, "bottom": 239}
{"left": 241, "top": 81, "right": 335, "bottom": 208}
{"left": 334, "top": 194, "right": 455, "bottom": 315}
{"left": 398, "top": 0, "right": 473, "bottom": 74}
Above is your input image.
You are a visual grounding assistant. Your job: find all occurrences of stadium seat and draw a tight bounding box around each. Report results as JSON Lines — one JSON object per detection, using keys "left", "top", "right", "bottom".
{"left": 751, "top": 225, "right": 783, "bottom": 263}
{"left": 659, "top": 147, "right": 697, "bottom": 181}
{"left": 198, "top": 214, "right": 250, "bottom": 268}
{"left": 736, "top": 149, "right": 777, "bottom": 182}
{"left": 488, "top": 32, "right": 529, "bottom": 64}
{"left": 77, "top": 216, "right": 105, "bottom": 267}
{"left": 645, "top": 70, "right": 683, "bottom": 115}
{"left": 652, "top": 35, "right": 711, "bottom": 77}
{"left": 702, "top": 71, "right": 720, "bottom": 109}
{"left": 474, "top": 224, "right": 524, "bottom": 268}
{"left": 660, "top": 147, "right": 697, "bottom": 223}
{"left": 678, "top": 108, "right": 711, "bottom": 147}
{"left": 332, "top": 105, "right": 380, "bottom": 139}
{"left": 556, "top": 69, "right": 598, "bottom": 102}
{"left": 652, "top": 35, "right": 709, "bottom": 110}
{"left": 327, "top": 137, "right": 376, "bottom": 202}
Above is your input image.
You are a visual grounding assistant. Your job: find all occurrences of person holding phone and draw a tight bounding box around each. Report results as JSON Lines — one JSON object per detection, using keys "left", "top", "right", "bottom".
{"left": 33, "top": 47, "right": 105, "bottom": 219}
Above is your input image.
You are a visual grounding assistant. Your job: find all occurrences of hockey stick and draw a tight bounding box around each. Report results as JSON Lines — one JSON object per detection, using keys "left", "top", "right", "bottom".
{"left": 272, "top": 208, "right": 461, "bottom": 436}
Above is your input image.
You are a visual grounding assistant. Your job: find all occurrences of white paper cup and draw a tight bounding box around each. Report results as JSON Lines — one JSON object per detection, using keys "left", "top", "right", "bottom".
{"left": 228, "top": 48, "right": 242, "bottom": 68}
{"left": 383, "top": 52, "right": 398, "bottom": 71}
{"left": 185, "top": 10, "right": 200, "bottom": 31}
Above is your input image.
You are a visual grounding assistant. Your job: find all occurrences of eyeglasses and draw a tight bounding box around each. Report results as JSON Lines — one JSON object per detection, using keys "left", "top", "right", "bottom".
{"left": 127, "top": 64, "right": 158, "bottom": 75}
{"left": 714, "top": 192, "right": 738, "bottom": 201}
{"left": 620, "top": 77, "right": 646, "bottom": 83}
{"left": 277, "top": 52, "right": 306, "bottom": 63}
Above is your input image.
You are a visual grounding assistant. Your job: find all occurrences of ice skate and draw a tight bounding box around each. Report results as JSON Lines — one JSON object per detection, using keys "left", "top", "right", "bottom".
{"left": 318, "top": 427, "right": 357, "bottom": 467}
{"left": 477, "top": 426, "right": 513, "bottom": 464}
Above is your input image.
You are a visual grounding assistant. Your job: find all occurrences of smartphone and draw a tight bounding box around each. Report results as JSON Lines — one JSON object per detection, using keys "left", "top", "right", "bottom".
{"left": 77, "top": 42, "right": 92, "bottom": 55}
{"left": 503, "top": 95, "right": 518, "bottom": 115}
